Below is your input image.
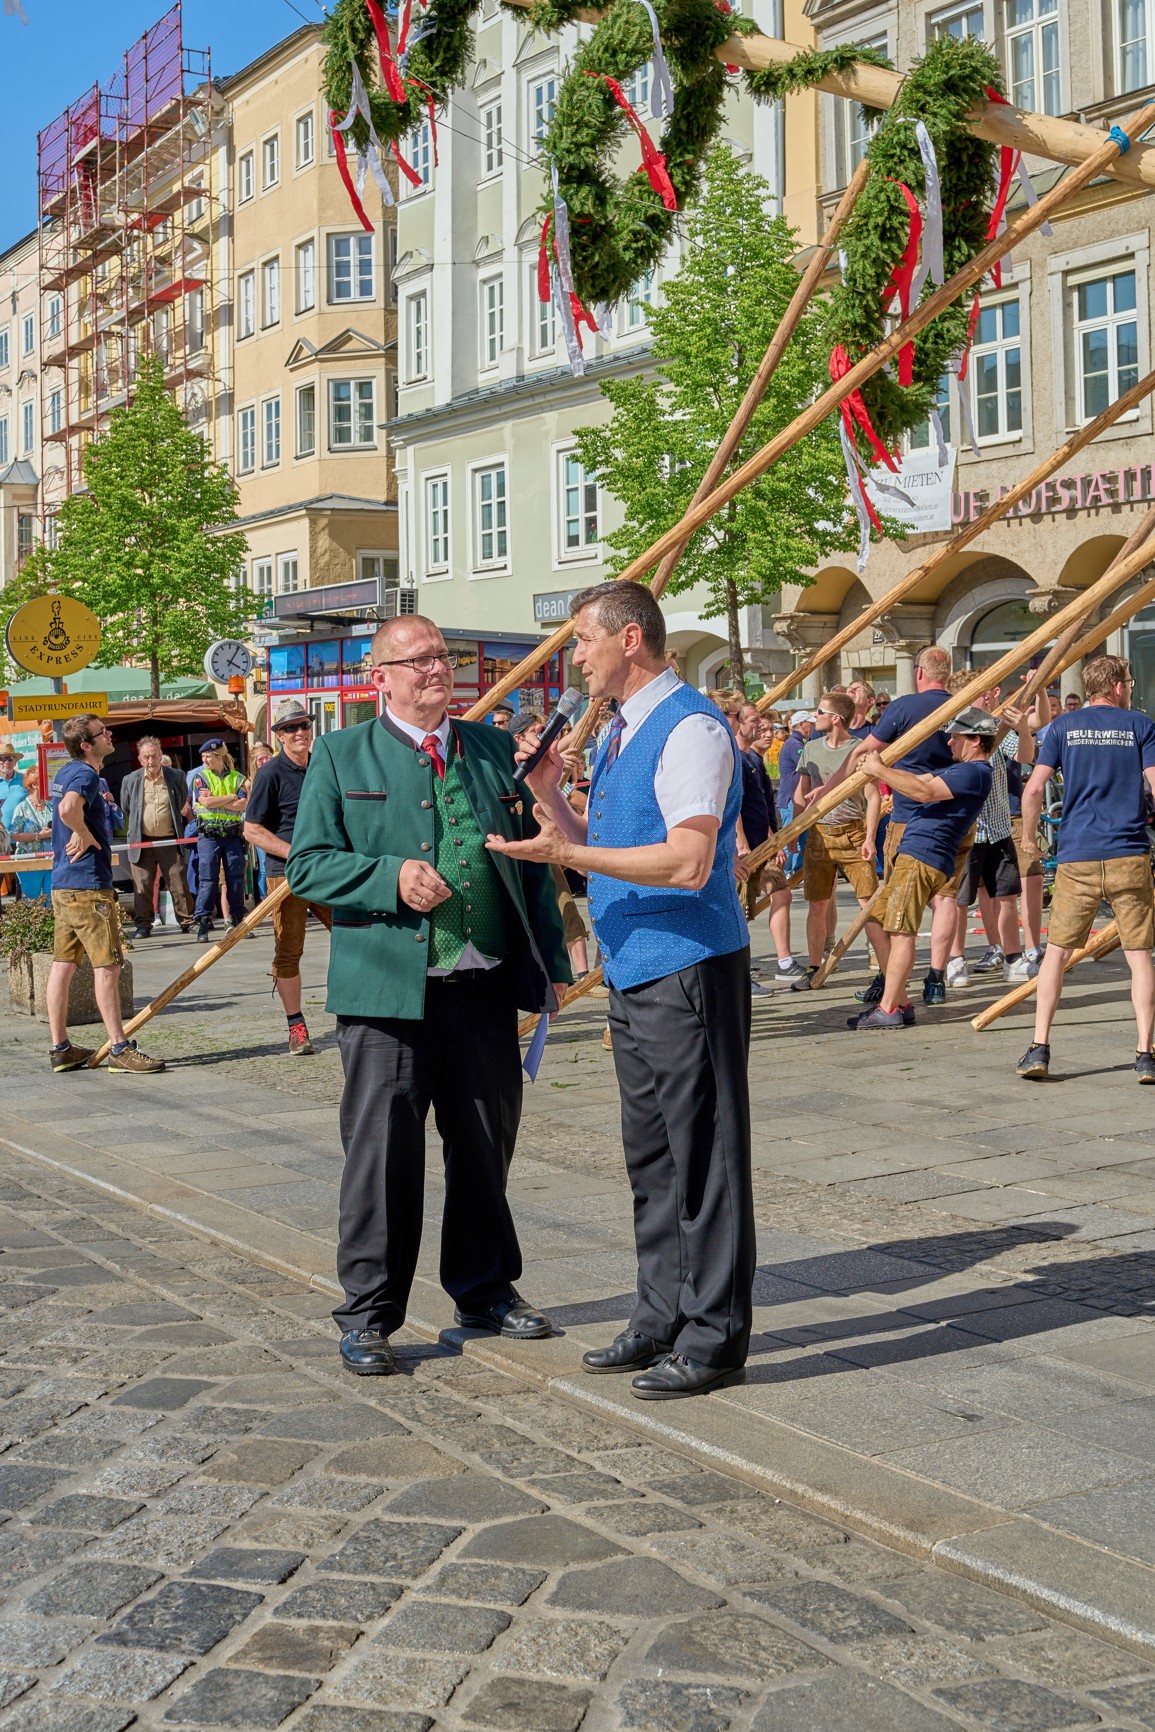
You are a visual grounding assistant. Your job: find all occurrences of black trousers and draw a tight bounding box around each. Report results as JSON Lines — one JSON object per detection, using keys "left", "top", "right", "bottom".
{"left": 333, "top": 968, "right": 524, "bottom": 1335}
{"left": 608, "top": 947, "right": 755, "bottom": 1369}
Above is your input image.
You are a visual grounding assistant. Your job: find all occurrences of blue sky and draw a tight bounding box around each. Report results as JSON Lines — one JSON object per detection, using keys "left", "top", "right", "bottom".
{"left": 0, "top": 0, "right": 319, "bottom": 245}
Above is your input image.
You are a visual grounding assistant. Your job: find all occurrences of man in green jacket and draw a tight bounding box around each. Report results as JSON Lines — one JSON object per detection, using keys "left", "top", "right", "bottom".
{"left": 287, "top": 615, "right": 570, "bottom": 1376}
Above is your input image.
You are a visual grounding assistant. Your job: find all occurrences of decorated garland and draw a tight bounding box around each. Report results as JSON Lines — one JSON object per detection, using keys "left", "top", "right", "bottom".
{"left": 321, "top": 5, "right": 1019, "bottom": 454}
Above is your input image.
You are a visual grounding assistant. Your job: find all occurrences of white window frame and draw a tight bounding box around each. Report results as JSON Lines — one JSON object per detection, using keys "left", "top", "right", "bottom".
{"left": 832, "top": 32, "right": 888, "bottom": 188}
{"left": 0, "top": 327, "right": 9, "bottom": 370}
{"left": 906, "top": 372, "right": 954, "bottom": 455}
{"left": 21, "top": 313, "right": 34, "bottom": 356}
{"left": 238, "top": 270, "right": 255, "bottom": 340}
{"left": 1072, "top": 266, "right": 1140, "bottom": 424}
{"left": 358, "top": 550, "right": 395, "bottom": 589}
{"left": 237, "top": 405, "right": 256, "bottom": 474}
{"left": 480, "top": 275, "right": 504, "bottom": 369}
{"left": 296, "top": 383, "right": 317, "bottom": 457}
{"left": 47, "top": 296, "right": 63, "bottom": 340}
{"left": 471, "top": 459, "right": 509, "bottom": 571}
{"left": 252, "top": 557, "right": 273, "bottom": 598}
{"left": 327, "top": 232, "right": 374, "bottom": 303}
{"left": 262, "top": 257, "right": 281, "bottom": 328}
{"left": 482, "top": 100, "right": 503, "bottom": 175}
{"left": 556, "top": 447, "right": 600, "bottom": 561}
{"left": 0, "top": 417, "right": 8, "bottom": 466}
{"left": 262, "top": 395, "right": 281, "bottom": 467}
{"left": 277, "top": 552, "right": 299, "bottom": 595}
{"left": 531, "top": 266, "right": 556, "bottom": 355}
{"left": 928, "top": 1, "right": 985, "bottom": 38}
{"left": 408, "top": 121, "right": 433, "bottom": 189}
{"left": 1048, "top": 236, "right": 1149, "bottom": 435}
{"left": 969, "top": 293, "right": 1026, "bottom": 445}
{"left": 529, "top": 74, "right": 557, "bottom": 155}
{"left": 328, "top": 378, "right": 377, "bottom": 449}
{"left": 627, "top": 270, "right": 655, "bottom": 331}
{"left": 238, "top": 150, "right": 255, "bottom": 203}
{"left": 622, "top": 60, "right": 651, "bottom": 112}
{"left": 48, "top": 388, "right": 63, "bottom": 436}
{"left": 262, "top": 132, "right": 280, "bottom": 191}
{"left": 21, "top": 401, "right": 34, "bottom": 453}
{"left": 1003, "top": 0, "right": 1062, "bottom": 116}
{"left": 425, "top": 472, "right": 451, "bottom": 574}
{"left": 296, "top": 238, "right": 316, "bottom": 314}
{"left": 295, "top": 110, "right": 315, "bottom": 170}
{"left": 407, "top": 290, "right": 429, "bottom": 381}
{"left": 187, "top": 287, "right": 205, "bottom": 354}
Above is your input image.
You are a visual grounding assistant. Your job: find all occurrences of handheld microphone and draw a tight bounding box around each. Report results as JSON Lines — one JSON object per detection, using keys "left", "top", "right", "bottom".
{"left": 513, "top": 687, "right": 584, "bottom": 783}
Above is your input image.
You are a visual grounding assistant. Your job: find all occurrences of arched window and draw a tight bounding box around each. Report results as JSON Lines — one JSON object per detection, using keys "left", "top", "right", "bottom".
{"left": 969, "top": 599, "right": 1042, "bottom": 671}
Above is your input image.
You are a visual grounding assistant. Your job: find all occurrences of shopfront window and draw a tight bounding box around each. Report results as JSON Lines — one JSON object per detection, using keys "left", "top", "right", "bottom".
{"left": 1126, "top": 604, "right": 1155, "bottom": 716}
{"left": 306, "top": 641, "right": 341, "bottom": 688}
{"left": 343, "top": 635, "right": 374, "bottom": 682}
{"left": 969, "top": 599, "right": 1045, "bottom": 670}
{"left": 270, "top": 644, "right": 305, "bottom": 690}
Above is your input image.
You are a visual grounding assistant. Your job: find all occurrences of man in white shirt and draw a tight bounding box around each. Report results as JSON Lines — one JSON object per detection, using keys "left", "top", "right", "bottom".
{"left": 487, "top": 582, "right": 753, "bottom": 1400}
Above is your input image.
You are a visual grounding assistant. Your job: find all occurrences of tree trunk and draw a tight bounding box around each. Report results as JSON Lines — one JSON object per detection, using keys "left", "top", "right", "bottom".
{"left": 150, "top": 648, "right": 160, "bottom": 701}
{"left": 725, "top": 576, "right": 745, "bottom": 690}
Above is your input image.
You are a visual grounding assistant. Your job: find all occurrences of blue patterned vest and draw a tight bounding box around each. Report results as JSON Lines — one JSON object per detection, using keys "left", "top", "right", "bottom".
{"left": 586, "top": 681, "right": 747, "bottom": 990}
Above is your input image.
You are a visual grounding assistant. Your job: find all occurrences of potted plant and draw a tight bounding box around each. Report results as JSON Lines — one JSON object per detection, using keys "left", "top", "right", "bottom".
{"left": 1, "top": 894, "right": 134, "bottom": 1023}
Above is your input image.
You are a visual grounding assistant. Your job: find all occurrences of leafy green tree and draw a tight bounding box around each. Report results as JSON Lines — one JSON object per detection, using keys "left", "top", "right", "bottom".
{"left": 576, "top": 145, "right": 857, "bottom": 685}
{"left": 11, "top": 359, "right": 251, "bottom": 698}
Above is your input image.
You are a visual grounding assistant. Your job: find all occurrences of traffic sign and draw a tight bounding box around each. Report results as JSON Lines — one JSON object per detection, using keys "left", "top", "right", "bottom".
{"left": 6, "top": 595, "right": 102, "bottom": 678}
{"left": 12, "top": 691, "right": 108, "bottom": 724}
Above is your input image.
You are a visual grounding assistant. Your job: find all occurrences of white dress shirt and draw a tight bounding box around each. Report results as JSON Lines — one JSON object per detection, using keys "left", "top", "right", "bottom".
{"left": 613, "top": 669, "right": 735, "bottom": 830}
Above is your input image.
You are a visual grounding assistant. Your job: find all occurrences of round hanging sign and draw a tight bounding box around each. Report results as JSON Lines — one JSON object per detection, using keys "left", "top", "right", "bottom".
{"left": 5, "top": 595, "right": 102, "bottom": 678}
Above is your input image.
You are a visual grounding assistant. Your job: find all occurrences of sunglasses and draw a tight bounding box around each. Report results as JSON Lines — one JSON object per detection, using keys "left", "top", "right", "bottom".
{"left": 278, "top": 721, "right": 313, "bottom": 735}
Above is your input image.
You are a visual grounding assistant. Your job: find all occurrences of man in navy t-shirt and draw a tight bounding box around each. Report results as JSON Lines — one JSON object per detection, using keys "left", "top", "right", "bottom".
{"left": 1018, "top": 653, "right": 1155, "bottom": 1083}
{"left": 847, "top": 706, "right": 995, "bottom": 1030}
{"left": 47, "top": 714, "right": 164, "bottom": 1078}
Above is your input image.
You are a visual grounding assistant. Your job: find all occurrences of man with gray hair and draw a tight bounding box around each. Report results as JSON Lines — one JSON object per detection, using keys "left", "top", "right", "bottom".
{"left": 121, "top": 737, "right": 193, "bottom": 937}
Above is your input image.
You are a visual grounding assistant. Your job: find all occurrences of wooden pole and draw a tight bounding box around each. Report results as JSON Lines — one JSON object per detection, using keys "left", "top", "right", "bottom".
{"left": 608, "top": 101, "right": 1155, "bottom": 596}
{"left": 971, "top": 922, "right": 1121, "bottom": 1033}
{"left": 652, "top": 156, "right": 871, "bottom": 590}
{"left": 745, "top": 527, "right": 1155, "bottom": 875}
{"left": 993, "top": 504, "right": 1155, "bottom": 721}
{"left": 755, "top": 365, "right": 1155, "bottom": 718}
{"left": 499, "top": 3, "right": 1155, "bottom": 194}
{"left": 1029, "top": 567, "right": 1155, "bottom": 691}
{"left": 810, "top": 884, "right": 883, "bottom": 989}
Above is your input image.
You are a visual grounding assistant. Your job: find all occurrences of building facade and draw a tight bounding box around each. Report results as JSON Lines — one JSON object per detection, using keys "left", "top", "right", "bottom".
{"left": 0, "top": 231, "right": 42, "bottom": 596}
{"left": 776, "top": 0, "right": 1155, "bottom": 710}
{"left": 390, "top": 0, "right": 821, "bottom": 688}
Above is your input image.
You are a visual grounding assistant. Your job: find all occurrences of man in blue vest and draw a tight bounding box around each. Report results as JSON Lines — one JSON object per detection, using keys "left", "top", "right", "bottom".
{"left": 488, "top": 581, "right": 753, "bottom": 1400}
{"left": 287, "top": 616, "right": 570, "bottom": 1377}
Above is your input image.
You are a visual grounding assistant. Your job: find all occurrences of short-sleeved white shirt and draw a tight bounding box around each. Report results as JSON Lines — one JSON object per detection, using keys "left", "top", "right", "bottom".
{"left": 613, "top": 669, "right": 734, "bottom": 831}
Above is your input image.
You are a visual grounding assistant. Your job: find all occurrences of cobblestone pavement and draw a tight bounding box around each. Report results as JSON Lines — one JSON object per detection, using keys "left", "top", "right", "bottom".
{"left": 7, "top": 1143, "right": 1155, "bottom": 1732}
{"left": 5, "top": 909, "right": 1155, "bottom": 1651}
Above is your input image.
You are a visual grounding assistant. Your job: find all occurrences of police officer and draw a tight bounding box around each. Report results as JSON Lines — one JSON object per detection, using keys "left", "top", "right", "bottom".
{"left": 190, "top": 740, "right": 248, "bottom": 942}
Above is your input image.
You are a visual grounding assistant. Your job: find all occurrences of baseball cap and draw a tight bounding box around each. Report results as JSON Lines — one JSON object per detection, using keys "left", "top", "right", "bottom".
{"left": 789, "top": 710, "right": 814, "bottom": 727}
{"left": 492, "top": 697, "right": 514, "bottom": 716}
{"left": 946, "top": 706, "right": 1000, "bottom": 738}
{"left": 200, "top": 738, "right": 225, "bottom": 753}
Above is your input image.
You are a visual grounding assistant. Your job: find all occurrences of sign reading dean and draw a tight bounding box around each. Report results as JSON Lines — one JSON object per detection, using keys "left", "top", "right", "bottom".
{"left": 5, "top": 595, "right": 102, "bottom": 678}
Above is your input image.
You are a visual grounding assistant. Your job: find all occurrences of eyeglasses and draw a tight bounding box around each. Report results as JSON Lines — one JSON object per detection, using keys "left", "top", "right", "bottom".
{"left": 86, "top": 727, "right": 110, "bottom": 740}
{"left": 374, "top": 653, "right": 459, "bottom": 673}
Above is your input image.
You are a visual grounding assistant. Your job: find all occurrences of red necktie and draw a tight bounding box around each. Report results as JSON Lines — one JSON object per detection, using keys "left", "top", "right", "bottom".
{"left": 421, "top": 733, "right": 446, "bottom": 780}
{"left": 604, "top": 711, "right": 625, "bottom": 767}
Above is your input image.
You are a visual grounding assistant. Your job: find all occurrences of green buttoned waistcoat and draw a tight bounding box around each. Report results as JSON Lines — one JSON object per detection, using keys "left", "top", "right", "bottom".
{"left": 285, "top": 715, "right": 571, "bottom": 1020}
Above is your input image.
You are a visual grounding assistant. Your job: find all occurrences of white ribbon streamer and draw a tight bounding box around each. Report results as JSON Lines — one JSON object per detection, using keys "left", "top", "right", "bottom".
{"left": 594, "top": 303, "right": 615, "bottom": 340}
{"left": 908, "top": 120, "right": 944, "bottom": 304}
{"left": 335, "top": 62, "right": 374, "bottom": 132}
{"left": 339, "top": 64, "right": 395, "bottom": 210}
{"left": 929, "top": 406, "right": 949, "bottom": 469}
{"left": 4, "top": 0, "right": 29, "bottom": 22}
{"left": 397, "top": 22, "right": 435, "bottom": 74}
{"left": 1015, "top": 158, "right": 1053, "bottom": 237}
{"left": 551, "top": 166, "right": 577, "bottom": 297}
{"left": 839, "top": 422, "right": 872, "bottom": 575}
{"left": 552, "top": 266, "right": 586, "bottom": 377}
{"left": 635, "top": 0, "right": 674, "bottom": 119}
{"left": 950, "top": 353, "right": 981, "bottom": 458}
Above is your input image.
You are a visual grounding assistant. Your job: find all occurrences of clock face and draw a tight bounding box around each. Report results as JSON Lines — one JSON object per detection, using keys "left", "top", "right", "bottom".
{"left": 205, "top": 640, "right": 254, "bottom": 683}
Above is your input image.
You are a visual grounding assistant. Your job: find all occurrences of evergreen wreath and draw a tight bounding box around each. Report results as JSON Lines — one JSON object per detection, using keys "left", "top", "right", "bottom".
{"left": 321, "top": 7, "right": 1003, "bottom": 444}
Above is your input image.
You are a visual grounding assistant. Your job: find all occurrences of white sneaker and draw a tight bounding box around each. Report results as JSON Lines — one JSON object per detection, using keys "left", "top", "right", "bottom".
{"left": 1004, "top": 954, "right": 1038, "bottom": 983}
{"left": 973, "top": 945, "right": 1005, "bottom": 972}
{"left": 946, "top": 956, "right": 969, "bottom": 988}
{"left": 774, "top": 958, "right": 807, "bottom": 984}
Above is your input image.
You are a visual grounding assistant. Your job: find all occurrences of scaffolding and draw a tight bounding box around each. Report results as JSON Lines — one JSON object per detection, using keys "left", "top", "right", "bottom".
{"left": 36, "top": 3, "right": 220, "bottom": 521}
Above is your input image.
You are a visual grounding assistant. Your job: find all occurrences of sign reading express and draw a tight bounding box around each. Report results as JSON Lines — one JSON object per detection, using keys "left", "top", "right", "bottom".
{"left": 952, "top": 464, "right": 1155, "bottom": 525}
{"left": 6, "top": 595, "right": 101, "bottom": 678}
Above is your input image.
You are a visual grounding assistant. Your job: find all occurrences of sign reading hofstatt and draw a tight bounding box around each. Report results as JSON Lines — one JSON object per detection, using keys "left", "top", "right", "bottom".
{"left": 5, "top": 596, "right": 102, "bottom": 678}
{"left": 864, "top": 446, "right": 956, "bottom": 535}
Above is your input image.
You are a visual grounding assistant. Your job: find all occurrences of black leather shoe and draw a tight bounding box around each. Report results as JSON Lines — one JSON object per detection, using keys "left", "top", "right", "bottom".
{"left": 453, "top": 1293, "right": 552, "bottom": 1339}
{"left": 340, "top": 1328, "right": 396, "bottom": 1375}
{"left": 582, "top": 1330, "right": 675, "bottom": 1374}
{"left": 631, "top": 1352, "right": 746, "bottom": 1400}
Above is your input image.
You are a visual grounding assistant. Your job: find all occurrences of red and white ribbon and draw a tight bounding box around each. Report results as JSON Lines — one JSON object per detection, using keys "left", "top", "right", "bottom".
{"left": 366, "top": 0, "right": 408, "bottom": 102}
{"left": 882, "top": 179, "right": 922, "bottom": 386}
{"left": 907, "top": 120, "right": 944, "bottom": 303}
{"left": 333, "top": 65, "right": 396, "bottom": 218}
{"left": 839, "top": 422, "right": 880, "bottom": 574}
{"left": 330, "top": 110, "right": 375, "bottom": 232}
{"left": 829, "top": 345, "right": 899, "bottom": 472}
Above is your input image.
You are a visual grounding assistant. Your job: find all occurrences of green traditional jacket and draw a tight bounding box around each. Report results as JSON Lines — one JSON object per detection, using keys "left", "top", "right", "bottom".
{"left": 286, "top": 713, "right": 571, "bottom": 1020}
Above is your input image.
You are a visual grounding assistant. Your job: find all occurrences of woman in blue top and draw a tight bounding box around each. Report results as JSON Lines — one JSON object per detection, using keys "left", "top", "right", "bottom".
{"left": 9, "top": 766, "right": 52, "bottom": 899}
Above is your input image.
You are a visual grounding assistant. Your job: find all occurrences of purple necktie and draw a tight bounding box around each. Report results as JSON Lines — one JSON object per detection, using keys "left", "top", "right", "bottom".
{"left": 604, "top": 711, "right": 625, "bottom": 768}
